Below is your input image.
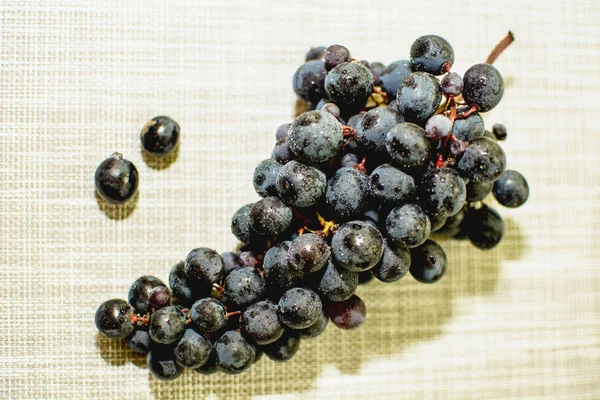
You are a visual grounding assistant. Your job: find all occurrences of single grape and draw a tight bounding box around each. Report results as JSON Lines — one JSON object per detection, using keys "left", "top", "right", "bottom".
{"left": 221, "top": 251, "right": 244, "bottom": 277}
{"left": 483, "top": 129, "right": 496, "bottom": 140}
{"left": 452, "top": 105, "right": 485, "bottom": 141}
{"left": 410, "top": 35, "right": 455, "bottom": 75}
{"left": 297, "top": 308, "right": 329, "bottom": 338}
{"left": 368, "top": 163, "right": 415, "bottom": 206}
{"left": 174, "top": 329, "right": 212, "bottom": 369}
{"left": 449, "top": 139, "right": 468, "bottom": 160}
{"left": 465, "top": 205, "right": 504, "bottom": 249}
{"left": 223, "top": 267, "right": 266, "bottom": 308}
{"left": 168, "top": 261, "right": 194, "bottom": 307}
{"left": 263, "top": 241, "right": 304, "bottom": 295}
{"left": 214, "top": 330, "right": 256, "bottom": 375}
{"left": 492, "top": 123, "right": 507, "bottom": 140}
{"left": 95, "top": 299, "right": 135, "bottom": 340}
{"left": 292, "top": 60, "right": 328, "bottom": 104}
{"left": 436, "top": 206, "right": 467, "bottom": 237}
{"left": 194, "top": 349, "right": 218, "bottom": 375}
{"left": 386, "top": 122, "right": 433, "bottom": 167}
{"left": 253, "top": 158, "right": 283, "bottom": 198}
{"left": 275, "top": 123, "right": 291, "bottom": 140}
{"left": 419, "top": 167, "right": 467, "bottom": 217}
{"left": 457, "top": 137, "right": 507, "bottom": 183}
{"left": 315, "top": 259, "right": 358, "bottom": 302}
{"left": 148, "top": 286, "right": 171, "bottom": 312}
{"left": 356, "top": 105, "right": 404, "bottom": 159}
{"left": 358, "top": 270, "right": 375, "bottom": 285}
{"left": 386, "top": 203, "right": 431, "bottom": 248}
{"left": 140, "top": 116, "right": 180, "bottom": 156}
{"left": 231, "top": 203, "right": 259, "bottom": 244}
{"left": 429, "top": 211, "right": 447, "bottom": 232}
{"left": 380, "top": 60, "right": 413, "bottom": 100}
{"left": 248, "top": 196, "right": 292, "bottom": 236}
{"left": 325, "top": 62, "right": 374, "bottom": 112}
{"left": 184, "top": 248, "right": 225, "bottom": 293}
{"left": 127, "top": 328, "right": 151, "bottom": 354}
{"left": 325, "top": 167, "right": 369, "bottom": 220}
{"left": 262, "top": 329, "right": 301, "bottom": 362}
{"left": 241, "top": 300, "right": 285, "bottom": 345}
{"left": 331, "top": 220, "right": 384, "bottom": 272}
{"left": 272, "top": 137, "right": 296, "bottom": 165}
{"left": 149, "top": 306, "right": 186, "bottom": 344}
{"left": 277, "top": 287, "right": 322, "bottom": 329}
{"left": 276, "top": 160, "right": 326, "bottom": 207}
{"left": 425, "top": 114, "right": 453, "bottom": 141}
{"left": 440, "top": 72, "right": 463, "bottom": 96}
{"left": 321, "top": 102, "right": 341, "bottom": 119}
{"left": 492, "top": 170, "right": 529, "bottom": 208}
{"left": 466, "top": 181, "right": 493, "bottom": 202}
{"left": 328, "top": 294, "right": 366, "bottom": 330}
{"left": 346, "top": 113, "right": 364, "bottom": 129}
{"left": 288, "top": 233, "right": 330, "bottom": 274}
{"left": 372, "top": 239, "right": 411, "bottom": 283}
{"left": 305, "top": 46, "right": 326, "bottom": 61}
{"left": 128, "top": 276, "right": 165, "bottom": 315}
{"left": 94, "top": 153, "right": 139, "bottom": 204}
{"left": 462, "top": 63, "right": 504, "bottom": 112}
{"left": 409, "top": 239, "right": 447, "bottom": 283}
{"left": 396, "top": 72, "right": 442, "bottom": 125}
{"left": 190, "top": 298, "right": 227, "bottom": 333}
{"left": 147, "top": 345, "right": 183, "bottom": 381}
{"left": 288, "top": 110, "right": 343, "bottom": 164}
{"left": 324, "top": 44, "right": 351, "bottom": 71}
{"left": 368, "top": 61, "right": 385, "bottom": 85}
{"left": 340, "top": 153, "right": 361, "bottom": 168}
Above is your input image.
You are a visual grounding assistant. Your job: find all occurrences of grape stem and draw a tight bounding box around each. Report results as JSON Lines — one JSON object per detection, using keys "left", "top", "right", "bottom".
{"left": 226, "top": 310, "right": 242, "bottom": 319}
{"left": 130, "top": 314, "right": 150, "bottom": 326}
{"left": 486, "top": 31, "right": 515, "bottom": 65}
{"left": 352, "top": 155, "right": 367, "bottom": 173}
{"left": 316, "top": 211, "right": 338, "bottom": 237}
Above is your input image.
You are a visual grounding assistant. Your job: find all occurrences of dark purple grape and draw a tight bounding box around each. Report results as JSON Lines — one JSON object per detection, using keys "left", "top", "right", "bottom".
{"left": 190, "top": 298, "right": 227, "bottom": 333}
{"left": 325, "top": 62, "right": 374, "bottom": 113}
{"left": 380, "top": 60, "right": 413, "bottom": 100}
{"left": 272, "top": 137, "right": 296, "bottom": 165}
{"left": 148, "top": 286, "right": 171, "bottom": 312}
{"left": 248, "top": 197, "right": 292, "bottom": 236}
{"left": 305, "top": 46, "right": 326, "bottom": 61}
{"left": 452, "top": 105, "right": 484, "bottom": 141}
{"left": 440, "top": 72, "right": 463, "bottom": 96}
{"left": 94, "top": 153, "right": 139, "bottom": 205}
{"left": 386, "top": 122, "right": 433, "bottom": 167}
{"left": 297, "top": 308, "right": 329, "bottom": 338}
{"left": 325, "top": 167, "right": 369, "bottom": 221}
{"left": 221, "top": 251, "right": 244, "bottom": 277}
{"left": 321, "top": 102, "right": 341, "bottom": 119}
{"left": 372, "top": 239, "right": 411, "bottom": 283}
{"left": 346, "top": 113, "right": 364, "bottom": 129}
{"left": 436, "top": 206, "right": 467, "bottom": 237}
{"left": 194, "top": 349, "right": 218, "bottom": 375}
{"left": 127, "top": 328, "right": 151, "bottom": 354}
{"left": 275, "top": 123, "right": 291, "bottom": 140}
{"left": 262, "top": 330, "right": 301, "bottom": 362}
{"left": 147, "top": 345, "right": 183, "bottom": 381}
{"left": 288, "top": 233, "right": 330, "bottom": 274}
{"left": 95, "top": 299, "right": 135, "bottom": 340}
{"left": 324, "top": 44, "right": 351, "bottom": 71}
{"left": 289, "top": 110, "right": 343, "bottom": 164}
{"left": 410, "top": 35, "right": 455, "bottom": 75}
{"left": 356, "top": 105, "right": 404, "bottom": 159}
{"left": 492, "top": 170, "right": 529, "bottom": 208}
{"left": 457, "top": 137, "right": 507, "bottom": 183}
{"left": 368, "top": 61, "right": 385, "bottom": 85}
{"left": 315, "top": 259, "right": 358, "bottom": 302}
{"left": 276, "top": 160, "right": 326, "bottom": 207}
{"left": 128, "top": 276, "right": 165, "bottom": 315}
{"left": 368, "top": 163, "right": 415, "bottom": 206}
{"left": 492, "top": 123, "right": 507, "bottom": 140}
{"left": 168, "top": 261, "right": 194, "bottom": 307}
{"left": 149, "top": 306, "right": 186, "bottom": 344}
{"left": 253, "top": 158, "right": 283, "bottom": 198}
{"left": 214, "top": 330, "right": 256, "bottom": 374}
{"left": 277, "top": 287, "right": 322, "bottom": 329}
{"left": 409, "top": 239, "right": 447, "bottom": 283}
{"left": 429, "top": 212, "right": 447, "bottom": 232}
{"left": 396, "top": 72, "right": 442, "bottom": 125}
{"left": 231, "top": 203, "right": 259, "bottom": 245}
{"left": 184, "top": 248, "right": 225, "bottom": 293}
{"left": 419, "top": 167, "right": 467, "bottom": 217}
{"left": 425, "top": 114, "right": 453, "bottom": 141}
{"left": 462, "top": 63, "right": 504, "bottom": 112}
{"left": 174, "top": 329, "right": 212, "bottom": 369}
{"left": 386, "top": 204, "right": 431, "bottom": 248}
{"left": 292, "top": 60, "right": 328, "bottom": 104}
{"left": 331, "top": 220, "right": 384, "bottom": 272}
{"left": 466, "top": 181, "right": 493, "bottom": 202}
{"left": 140, "top": 116, "right": 180, "bottom": 156}
{"left": 224, "top": 267, "right": 266, "bottom": 308}
{"left": 241, "top": 300, "right": 284, "bottom": 345}
{"left": 263, "top": 241, "right": 304, "bottom": 295}
{"left": 328, "top": 294, "right": 366, "bottom": 330}
{"left": 465, "top": 205, "right": 504, "bottom": 249}
{"left": 358, "top": 270, "right": 375, "bottom": 285}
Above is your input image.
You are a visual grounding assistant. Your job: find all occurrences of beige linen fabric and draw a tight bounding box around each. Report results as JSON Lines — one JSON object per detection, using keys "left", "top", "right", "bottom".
{"left": 1, "top": 0, "right": 599, "bottom": 399}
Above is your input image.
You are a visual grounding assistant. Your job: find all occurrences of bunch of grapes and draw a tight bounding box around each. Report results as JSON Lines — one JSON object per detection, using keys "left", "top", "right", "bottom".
{"left": 95, "top": 34, "right": 529, "bottom": 381}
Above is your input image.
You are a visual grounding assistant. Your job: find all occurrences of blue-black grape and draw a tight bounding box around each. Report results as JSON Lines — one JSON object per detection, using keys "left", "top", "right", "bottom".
{"left": 372, "top": 239, "right": 411, "bottom": 283}
{"left": 410, "top": 35, "right": 455, "bottom": 75}
{"left": 185, "top": 247, "right": 225, "bottom": 293}
{"left": 315, "top": 259, "right": 358, "bottom": 302}
{"left": 288, "top": 233, "right": 330, "bottom": 274}
{"left": 262, "top": 329, "right": 301, "bottom": 362}
{"left": 253, "top": 158, "right": 283, "bottom": 198}
{"left": 276, "top": 160, "right": 326, "bottom": 207}
{"left": 95, "top": 299, "right": 135, "bottom": 340}
{"left": 396, "top": 72, "right": 442, "bottom": 125}
{"left": 386, "top": 203, "right": 431, "bottom": 248}
{"left": 128, "top": 276, "right": 166, "bottom": 315}
{"left": 492, "top": 123, "right": 507, "bottom": 140}
{"left": 248, "top": 196, "right": 292, "bottom": 236}
{"left": 275, "top": 123, "right": 291, "bottom": 140}
{"left": 140, "top": 116, "right": 180, "bottom": 156}
{"left": 94, "top": 153, "right": 139, "bottom": 205}
{"left": 292, "top": 60, "right": 328, "bottom": 104}
{"left": 327, "top": 294, "right": 366, "bottom": 330}
{"left": 457, "top": 137, "right": 506, "bottom": 183}
{"left": 148, "top": 286, "right": 171, "bottom": 312}
{"left": 340, "top": 153, "right": 361, "bottom": 168}
{"left": 288, "top": 110, "right": 343, "bottom": 164}
{"left": 325, "top": 62, "right": 374, "bottom": 112}
{"left": 297, "top": 308, "right": 329, "bottom": 338}
{"left": 419, "top": 167, "right": 467, "bottom": 217}
{"left": 409, "top": 239, "right": 447, "bottom": 283}
{"left": 240, "top": 300, "right": 285, "bottom": 345}
{"left": 224, "top": 267, "right": 266, "bottom": 308}
{"left": 214, "top": 330, "right": 256, "bottom": 374}
{"left": 325, "top": 167, "right": 369, "bottom": 220}
{"left": 368, "top": 61, "right": 385, "bottom": 85}
{"left": 429, "top": 211, "right": 447, "bottom": 232}
{"left": 386, "top": 122, "right": 433, "bottom": 167}
{"left": 194, "top": 349, "right": 218, "bottom": 375}
{"left": 436, "top": 206, "right": 466, "bottom": 237}
{"left": 305, "top": 46, "right": 326, "bottom": 61}
{"left": 149, "top": 306, "right": 186, "bottom": 344}
{"left": 221, "top": 251, "right": 244, "bottom": 277}
{"left": 331, "top": 220, "right": 384, "bottom": 272}
{"left": 147, "top": 345, "right": 183, "bottom": 381}
{"left": 356, "top": 106, "right": 404, "bottom": 159}
{"left": 263, "top": 241, "right": 304, "bottom": 295}
{"left": 466, "top": 181, "right": 493, "bottom": 202}
{"left": 277, "top": 287, "right": 322, "bottom": 329}
{"left": 380, "top": 60, "right": 413, "bottom": 100}
{"left": 465, "top": 205, "right": 504, "bottom": 249}
{"left": 190, "top": 298, "right": 227, "bottom": 333}
{"left": 127, "top": 328, "right": 151, "bottom": 354}
{"left": 174, "top": 328, "right": 212, "bottom": 369}
{"left": 462, "top": 63, "right": 504, "bottom": 112}
{"left": 321, "top": 102, "right": 341, "bottom": 119}
{"left": 440, "top": 72, "right": 463, "bottom": 96}
{"left": 324, "top": 45, "right": 351, "bottom": 71}
{"left": 168, "top": 261, "right": 194, "bottom": 307}
{"left": 368, "top": 163, "right": 415, "bottom": 206}
{"left": 272, "top": 137, "right": 296, "bottom": 165}
{"left": 231, "top": 203, "right": 260, "bottom": 245}
{"left": 452, "top": 105, "right": 484, "bottom": 141}
{"left": 492, "top": 170, "right": 529, "bottom": 208}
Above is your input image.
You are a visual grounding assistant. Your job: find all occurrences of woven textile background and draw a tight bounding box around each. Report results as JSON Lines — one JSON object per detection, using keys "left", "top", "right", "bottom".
{"left": 1, "top": 0, "right": 599, "bottom": 399}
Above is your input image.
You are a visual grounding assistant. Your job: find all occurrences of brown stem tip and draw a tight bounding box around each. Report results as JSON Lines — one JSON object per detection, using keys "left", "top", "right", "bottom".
{"left": 486, "top": 31, "right": 515, "bottom": 65}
